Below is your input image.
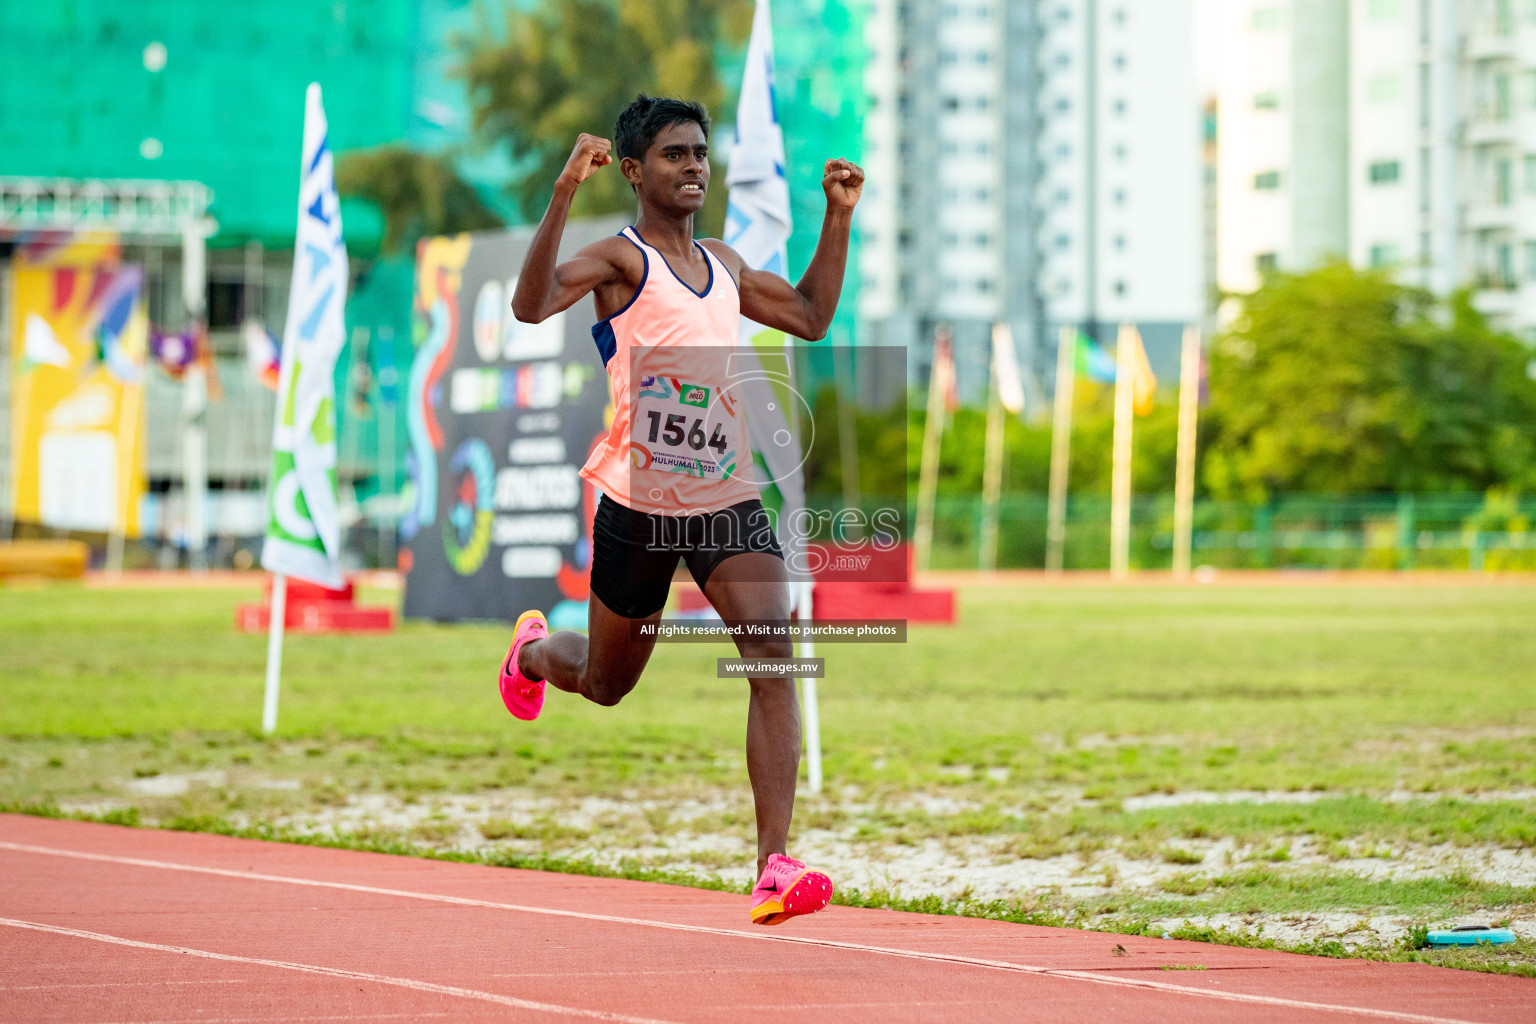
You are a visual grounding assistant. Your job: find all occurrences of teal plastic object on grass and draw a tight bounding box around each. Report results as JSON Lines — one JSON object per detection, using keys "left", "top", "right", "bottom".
{"left": 1426, "top": 926, "right": 1516, "bottom": 947}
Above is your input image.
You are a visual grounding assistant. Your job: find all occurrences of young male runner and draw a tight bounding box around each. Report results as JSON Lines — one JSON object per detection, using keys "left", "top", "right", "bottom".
{"left": 499, "top": 95, "right": 862, "bottom": 926}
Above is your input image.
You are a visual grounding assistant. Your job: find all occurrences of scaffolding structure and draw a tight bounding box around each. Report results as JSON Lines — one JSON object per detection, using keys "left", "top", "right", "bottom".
{"left": 0, "top": 177, "right": 212, "bottom": 238}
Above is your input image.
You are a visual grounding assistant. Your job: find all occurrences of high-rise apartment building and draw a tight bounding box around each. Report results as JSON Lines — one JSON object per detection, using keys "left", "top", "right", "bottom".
{"left": 1215, "top": 0, "right": 1350, "bottom": 295}
{"left": 1350, "top": 0, "right": 1525, "bottom": 313}
{"left": 859, "top": 0, "right": 1041, "bottom": 397}
{"left": 1217, "top": 0, "right": 1536, "bottom": 336}
{"left": 860, "top": 0, "right": 1204, "bottom": 398}
{"left": 1037, "top": 0, "right": 1205, "bottom": 363}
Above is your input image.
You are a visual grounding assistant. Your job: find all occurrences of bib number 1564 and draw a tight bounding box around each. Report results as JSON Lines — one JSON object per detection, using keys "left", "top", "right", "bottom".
{"left": 643, "top": 410, "right": 729, "bottom": 455}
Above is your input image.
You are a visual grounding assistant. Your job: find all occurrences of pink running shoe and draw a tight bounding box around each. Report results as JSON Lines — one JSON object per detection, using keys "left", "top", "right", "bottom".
{"left": 749, "top": 853, "right": 833, "bottom": 926}
{"left": 498, "top": 610, "right": 548, "bottom": 721}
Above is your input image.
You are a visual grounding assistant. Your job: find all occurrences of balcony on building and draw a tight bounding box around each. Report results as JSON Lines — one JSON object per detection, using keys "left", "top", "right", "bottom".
{"left": 1465, "top": 197, "right": 1520, "bottom": 231}
{"left": 1467, "top": 60, "right": 1519, "bottom": 145}
{"left": 1466, "top": 112, "right": 1519, "bottom": 146}
{"left": 1466, "top": 0, "right": 1521, "bottom": 61}
{"left": 1473, "top": 231, "right": 1520, "bottom": 319}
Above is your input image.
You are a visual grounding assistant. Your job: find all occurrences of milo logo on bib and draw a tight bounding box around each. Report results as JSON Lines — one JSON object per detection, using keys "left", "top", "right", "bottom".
{"left": 630, "top": 375, "right": 737, "bottom": 482}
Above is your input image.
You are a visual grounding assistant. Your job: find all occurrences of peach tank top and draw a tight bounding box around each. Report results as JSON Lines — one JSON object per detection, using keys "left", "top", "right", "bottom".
{"left": 581, "top": 227, "right": 760, "bottom": 515}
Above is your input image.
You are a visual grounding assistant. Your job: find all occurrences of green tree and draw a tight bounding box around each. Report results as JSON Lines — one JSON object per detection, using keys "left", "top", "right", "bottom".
{"left": 1202, "top": 262, "right": 1536, "bottom": 498}
{"left": 336, "top": 146, "right": 504, "bottom": 256}
{"left": 455, "top": 0, "right": 752, "bottom": 234}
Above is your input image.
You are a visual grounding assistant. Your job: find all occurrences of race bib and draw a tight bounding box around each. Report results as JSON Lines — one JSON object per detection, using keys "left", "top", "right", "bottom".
{"left": 630, "top": 375, "right": 740, "bottom": 480}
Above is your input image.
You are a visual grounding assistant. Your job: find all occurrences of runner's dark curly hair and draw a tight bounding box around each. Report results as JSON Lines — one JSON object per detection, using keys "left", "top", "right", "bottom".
{"left": 614, "top": 94, "right": 711, "bottom": 162}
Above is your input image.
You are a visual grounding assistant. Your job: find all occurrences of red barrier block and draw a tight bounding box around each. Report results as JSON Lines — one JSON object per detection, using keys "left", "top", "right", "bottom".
{"left": 812, "top": 584, "right": 954, "bottom": 623}
{"left": 235, "top": 602, "right": 393, "bottom": 634}
{"left": 268, "top": 577, "right": 354, "bottom": 603}
{"left": 236, "top": 574, "right": 392, "bottom": 633}
{"left": 806, "top": 544, "right": 956, "bottom": 624}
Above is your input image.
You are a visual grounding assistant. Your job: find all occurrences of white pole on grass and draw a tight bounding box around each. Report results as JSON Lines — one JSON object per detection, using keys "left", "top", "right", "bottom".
{"left": 1109, "top": 323, "right": 1137, "bottom": 580}
{"left": 1045, "top": 325, "right": 1076, "bottom": 573}
{"left": 979, "top": 322, "right": 1026, "bottom": 572}
{"left": 797, "top": 579, "right": 822, "bottom": 794}
{"left": 262, "top": 575, "right": 288, "bottom": 733}
{"left": 182, "top": 223, "right": 209, "bottom": 572}
{"left": 914, "top": 324, "right": 952, "bottom": 573}
{"left": 1172, "top": 326, "right": 1202, "bottom": 579}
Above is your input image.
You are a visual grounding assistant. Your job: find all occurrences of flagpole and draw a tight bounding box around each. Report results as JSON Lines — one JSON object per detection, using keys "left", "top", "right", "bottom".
{"left": 1045, "top": 325, "right": 1075, "bottom": 573}
{"left": 914, "top": 324, "right": 950, "bottom": 574}
{"left": 834, "top": 343, "right": 862, "bottom": 537}
{"left": 379, "top": 370, "right": 396, "bottom": 570}
{"left": 108, "top": 294, "right": 145, "bottom": 577}
{"left": 262, "top": 574, "right": 287, "bottom": 734}
{"left": 780, "top": 328, "right": 820, "bottom": 792}
{"left": 107, "top": 368, "right": 141, "bottom": 576}
{"left": 796, "top": 580, "right": 821, "bottom": 794}
{"left": 338, "top": 326, "right": 364, "bottom": 555}
{"left": 259, "top": 82, "right": 350, "bottom": 733}
{"left": 1109, "top": 323, "right": 1136, "bottom": 580}
{"left": 726, "top": 0, "right": 821, "bottom": 788}
{"left": 182, "top": 223, "right": 209, "bottom": 573}
{"left": 1172, "top": 326, "right": 1201, "bottom": 579}
{"left": 979, "top": 325, "right": 1006, "bottom": 572}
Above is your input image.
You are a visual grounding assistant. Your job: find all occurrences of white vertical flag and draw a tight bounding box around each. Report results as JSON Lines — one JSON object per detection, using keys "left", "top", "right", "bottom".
{"left": 992, "top": 321, "right": 1027, "bottom": 416}
{"left": 726, "top": 0, "right": 823, "bottom": 793}
{"left": 726, "top": 0, "right": 805, "bottom": 527}
{"left": 258, "top": 83, "right": 348, "bottom": 735}
{"left": 726, "top": 0, "right": 792, "bottom": 280}
{"left": 261, "top": 83, "right": 348, "bottom": 589}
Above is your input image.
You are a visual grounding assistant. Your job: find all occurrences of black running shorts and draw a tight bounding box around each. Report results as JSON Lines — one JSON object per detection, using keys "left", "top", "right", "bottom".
{"left": 589, "top": 494, "right": 784, "bottom": 619}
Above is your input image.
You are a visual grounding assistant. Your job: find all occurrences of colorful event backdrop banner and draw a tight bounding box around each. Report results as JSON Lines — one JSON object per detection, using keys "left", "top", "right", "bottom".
{"left": 8, "top": 236, "right": 148, "bottom": 536}
{"left": 401, "top": 218, "right": 624, "bottom": 625}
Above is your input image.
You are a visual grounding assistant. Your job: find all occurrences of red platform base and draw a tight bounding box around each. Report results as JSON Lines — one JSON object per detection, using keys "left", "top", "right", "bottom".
{"left": 808, "top": 544, "right": 955, "bottom": 624}
{"left": 235, "top": 577, "right": 394, "bottom": 634}
{"left": 811, "top": 584, "right": 954, "bottom": 623}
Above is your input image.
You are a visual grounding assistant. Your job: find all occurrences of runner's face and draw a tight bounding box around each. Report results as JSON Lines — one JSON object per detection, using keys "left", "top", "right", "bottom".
{"left": 639, "top": 122, "right": 709, "bottom": 214}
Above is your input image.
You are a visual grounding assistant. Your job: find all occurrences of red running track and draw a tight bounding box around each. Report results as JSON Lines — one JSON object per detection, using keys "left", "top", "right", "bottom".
{"left": 2, "top": 814, "right": 1531, "bottom": 1023}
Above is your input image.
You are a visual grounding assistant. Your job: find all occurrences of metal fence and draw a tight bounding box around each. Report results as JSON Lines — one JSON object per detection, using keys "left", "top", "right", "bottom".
{"left": 17, "top": 490, "right": 1535, "bottom": 575}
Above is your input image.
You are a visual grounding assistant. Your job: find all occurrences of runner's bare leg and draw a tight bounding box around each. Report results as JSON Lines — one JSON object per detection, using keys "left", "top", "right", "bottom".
{"left": 704, "top": 552, "right": 798, "bottom": 878}
{"left": 520, "top": 593, "right": 659, "bottom": 707}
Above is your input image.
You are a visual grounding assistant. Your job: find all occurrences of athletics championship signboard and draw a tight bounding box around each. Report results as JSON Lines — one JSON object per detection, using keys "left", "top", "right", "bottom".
{"left": 401, "top": 218, "right": 625, "bottom": 625}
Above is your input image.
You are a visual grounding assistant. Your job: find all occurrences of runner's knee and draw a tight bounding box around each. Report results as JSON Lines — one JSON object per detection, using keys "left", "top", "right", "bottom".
{"left": 737, "top": 638, "right": 792, "bottom": 662}
{"left": 584, "top": 671, "right": 640, "bottom": 707}
{"left": 747, "top": 675, "right": 797, "bottom": 701}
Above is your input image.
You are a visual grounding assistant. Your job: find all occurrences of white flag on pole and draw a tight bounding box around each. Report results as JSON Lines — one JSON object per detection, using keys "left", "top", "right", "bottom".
{"left": 726, "top": 0, "right": 791, "bottom": 278}
{"left": 726, "top": 0, "right": 823, "bottom": 793}
{"left": 992, "top": 322, "right": 1027, "bottom": 416}
{"left": 261, "top": 83, "right": 348, "bottom": 588}
{"left": 726, "top": 0, "right": 805, "bottom": 528}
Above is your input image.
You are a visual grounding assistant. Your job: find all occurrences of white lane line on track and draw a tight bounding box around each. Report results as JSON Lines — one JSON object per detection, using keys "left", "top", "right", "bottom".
{"left": 0, "top": 917, "right": 679, "bottom": 1024}
{"left": 0, "top": 840, "right": 1484, "bottom": 1024}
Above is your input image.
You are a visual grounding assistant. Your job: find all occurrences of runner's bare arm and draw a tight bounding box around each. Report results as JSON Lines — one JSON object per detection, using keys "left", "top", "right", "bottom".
{"left": 511, "top": 134, "right": 624, "bottom": 323}
{"left": 704, "top": 158, "right": 864, "bottom": 341}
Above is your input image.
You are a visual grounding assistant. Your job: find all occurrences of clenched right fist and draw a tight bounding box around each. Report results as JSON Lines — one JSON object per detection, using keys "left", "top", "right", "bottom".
{"left": 558, "top": 133, "right": 613, "bottom": 189}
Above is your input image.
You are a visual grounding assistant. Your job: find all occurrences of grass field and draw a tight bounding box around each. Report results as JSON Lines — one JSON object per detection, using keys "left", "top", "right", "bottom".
{"left": 2, "top": 575, "right": 1534, "bottom": 974}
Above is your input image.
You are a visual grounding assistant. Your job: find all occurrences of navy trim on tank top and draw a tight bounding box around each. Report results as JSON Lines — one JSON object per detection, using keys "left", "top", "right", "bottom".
{"left": 589, "top": 229, "right": 649, "bottom": 366}
{"left": 632, "top": 227, "right": 714, "bottom": 299}
{"left": 701, "top": 242, "right": 740, "bottom": 296}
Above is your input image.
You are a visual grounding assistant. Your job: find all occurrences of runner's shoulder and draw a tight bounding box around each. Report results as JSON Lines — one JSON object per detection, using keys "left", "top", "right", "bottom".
{"left": 577, "top": 235, "right": 646, "bottom": 283}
